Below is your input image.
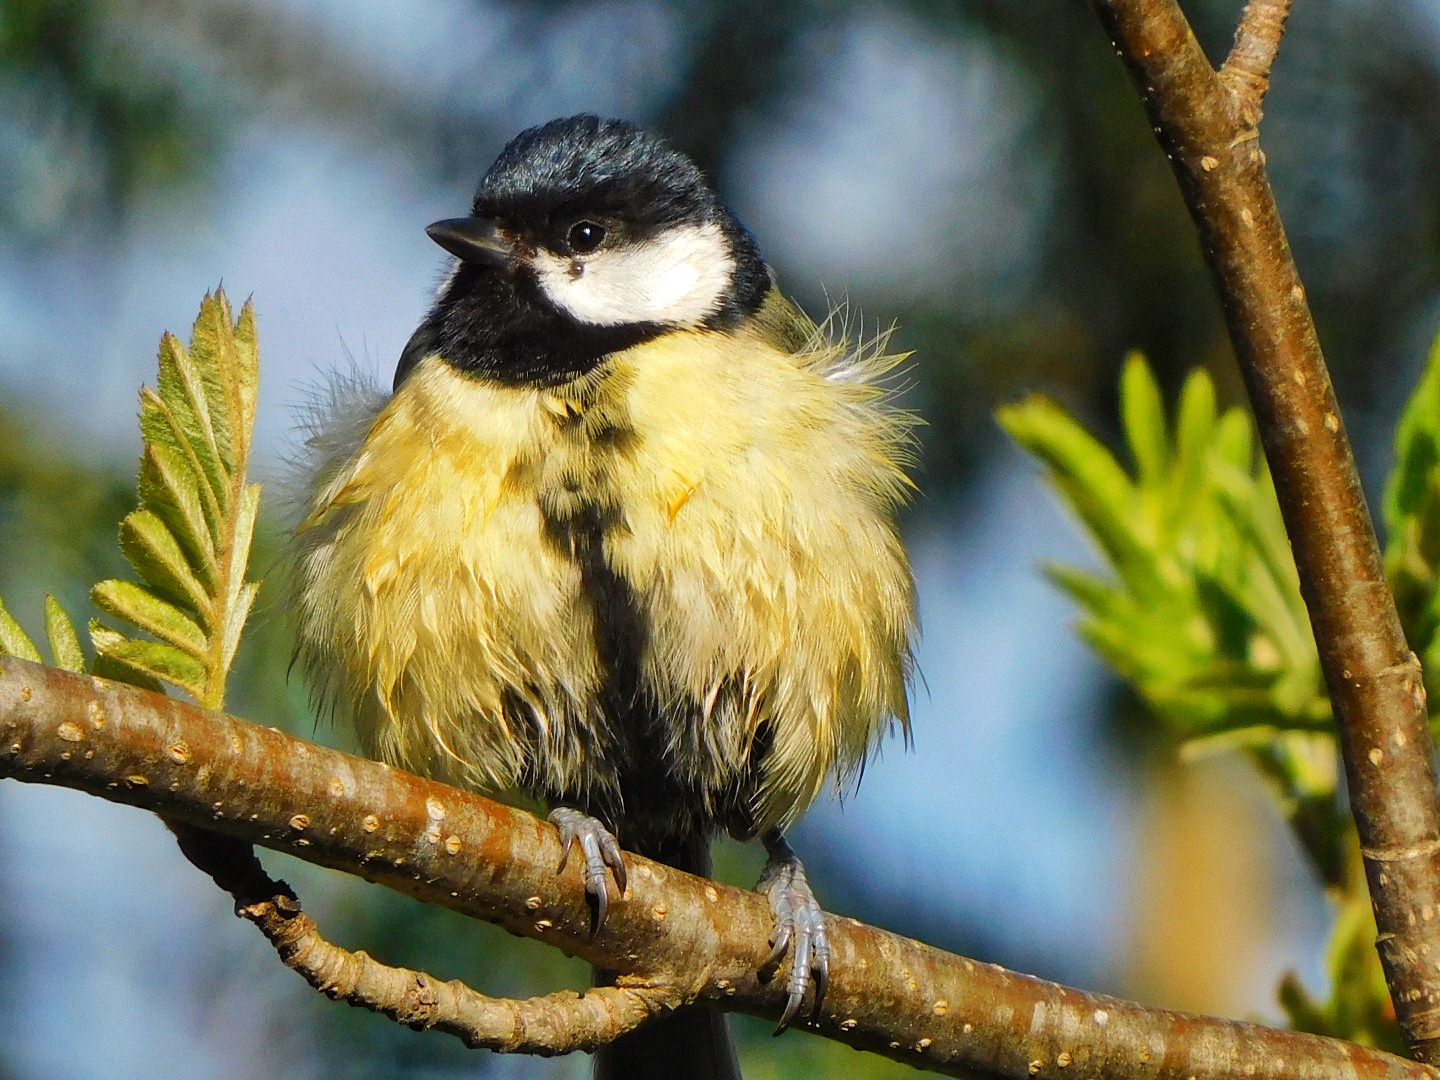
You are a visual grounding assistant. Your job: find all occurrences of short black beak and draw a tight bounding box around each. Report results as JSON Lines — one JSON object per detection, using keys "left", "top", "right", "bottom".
{"left": 426, "top": 216, "right": 514, "bottom": 266}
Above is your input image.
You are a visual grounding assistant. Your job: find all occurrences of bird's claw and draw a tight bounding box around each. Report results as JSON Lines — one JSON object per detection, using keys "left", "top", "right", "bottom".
{"left": 548, "top": 807, "right": 627, "bottom": 935}
{"left": 756, "top": 834, "right": 830, "bottom": 1033}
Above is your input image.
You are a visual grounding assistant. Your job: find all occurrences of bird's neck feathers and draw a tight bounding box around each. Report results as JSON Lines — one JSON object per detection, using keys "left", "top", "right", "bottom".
{"left": 397, "top": 212, "right": 770, "bottom": 390}
{"left": 394, "top": 266, "right": 661, "bottom": 389}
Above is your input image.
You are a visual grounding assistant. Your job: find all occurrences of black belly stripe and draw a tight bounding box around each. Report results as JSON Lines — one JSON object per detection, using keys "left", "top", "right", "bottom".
{"left": 529, "top": 404, "right": 716, "bottom": 852}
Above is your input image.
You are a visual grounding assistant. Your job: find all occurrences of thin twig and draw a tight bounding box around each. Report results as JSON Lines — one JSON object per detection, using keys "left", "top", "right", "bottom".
{"left": 1092, "top": 0, "right": 1440, "bottom": 1062}
{"left": 1221, "top": 0, "right": 1295, "bottom": 108}
{"left": 2, "top": 657, "right": 1436, "bottom": 1079}
{"left": 169, "top": 824, "right": 676, "bottom": 1054}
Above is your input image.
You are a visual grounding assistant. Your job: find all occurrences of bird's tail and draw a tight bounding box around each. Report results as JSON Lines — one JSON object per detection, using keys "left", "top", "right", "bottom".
{"left": 592, "top": 831, "right": 742, "bottom": 1080}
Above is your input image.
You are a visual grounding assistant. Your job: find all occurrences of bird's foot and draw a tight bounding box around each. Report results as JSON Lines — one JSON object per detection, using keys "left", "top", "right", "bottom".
{"left": 756, "top": 831, "right": 830, "bottom": 1033}
{"left": 548, "top": 807, "right": 627, "bottom": 935}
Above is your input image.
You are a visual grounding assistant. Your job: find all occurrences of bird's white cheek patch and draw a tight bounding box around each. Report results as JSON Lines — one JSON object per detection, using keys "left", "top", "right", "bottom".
{"left": 530, "top": 223, "right": 734, "bottom": 327}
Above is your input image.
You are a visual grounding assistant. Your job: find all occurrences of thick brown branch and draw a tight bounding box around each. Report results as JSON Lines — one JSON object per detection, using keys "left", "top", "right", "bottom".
{"left": 1221, "top": 0, "right": 1294, "bottom": 107}
{"left": 1093, "top": 0, "right": 1440, "bottom": 1062}
{"left": 2, "top": 658, "right": 1437, "bottom": 1079}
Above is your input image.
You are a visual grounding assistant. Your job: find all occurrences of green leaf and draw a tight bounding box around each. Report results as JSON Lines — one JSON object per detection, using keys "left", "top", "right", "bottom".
{"left": 0, "top": 595, "right": 43, "bottom": 663}
{"left": 1213, "top": 408, "right": 1254, "bottom": 471}
{"left": 91, "top": 623, "right": 206, "bottom": 700}
{"left": 189, "top": 290, "right": 248, "bottom": 474}
{"left": 89, "top": 624, "right": 165, "bottom": 694}
{"left": 1385, "top": 331, "right": 1440, "bottom": 542}
{"left": 91, "top": 580, "right": 207, "bottom": 656}
{"left": 155, "top": 327, "right": 229, "bottom": 505}
{"left": 998, "top": 396, "right": 1151, "bottom": 580}
{"left": 1004, "top": 355, "right": 1320, "bottom": 729}
{"left": 118, "top": 510, "right": 212, "bottom": 626}
{"left": 1003, "top": 353, "right": 1332, "bottom": 870}
{"left": 138, "top": 440, "right": 219, "bottom": 590}
{"left": 1043, "top": 563, "right": 1117, "bottom": 616}
{"left": 1, "top": 289, "right": 262, "bottom": 707}
{"left": 1278, "top": 972, "right": 1331, "bottom": 1039}
{"left": 231, "top": 300, "right": 259, "bottom": 441}
{"left": 1384, "top": 330, "right": 1440, "bottom": 673}
{"left": 101, "top": 288, "right": 263, "bottom": 706}
{"left": 1120, "top": 351, "right": 1167, "bottom": 484}
{"left": 1382, "top": 362, "right": 1440, "bottom": 719}
{"left": 1174, "top": 367, "right": 1218, "bottom": 478}
{"left": 1305, "top": 889, "right": 1406, "bottom": 1052}
{"left": 216, "top": 483, "right": 260, "bottom": 671}
{"left": 139, "top": 386, "right": 225, "bottom": 548}
{"left": 43, "top": 595, "right": 86, "bottom": 673}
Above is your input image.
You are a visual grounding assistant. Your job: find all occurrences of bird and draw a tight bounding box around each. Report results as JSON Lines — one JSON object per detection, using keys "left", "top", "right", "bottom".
{"left": 292, "top": 114, "right": 916, "bottom": 1079}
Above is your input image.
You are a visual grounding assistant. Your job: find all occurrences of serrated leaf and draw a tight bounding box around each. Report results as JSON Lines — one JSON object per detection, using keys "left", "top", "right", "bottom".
{"left": 90, "top": 652, "right": 166, "bottom": 693}
{"left": 188, "top": 291, "right": 242, "bottom": 474}
{"left": 43, "top": 595, "right": 85, "bottom": 673}
{"left": 92, "top": 628, "right": 206, "bottom": 699}
{"left": 92, "top": 579, "right": 207, "bottom": 656}
{"left": 118, "top": 510, "right": 212, "bottom": 625}
{"left": 156, "top": 326, "right": 230, "bottom": 501}
{"left": 139, "top": 386, "right": 225, "bottom": 546}
{"left": 232, "top": 300, "right": 259, "bottom": 439}
{"left": 221, "top": 580, "right": 260, "bottom": 676}
{"left": 0, "top": 595, "right": 43, "bottom": 662}
{"left": 207, "top": 479, "right": 263, "bottom": 699}
{"left": 102, "top": 288, "right": 263, "bottom": 709}
{"left": 138, "top": 441, "right": 219, "bottom": 590}
{"left": 89, "top": 622, "right": 167, "bottom": 693}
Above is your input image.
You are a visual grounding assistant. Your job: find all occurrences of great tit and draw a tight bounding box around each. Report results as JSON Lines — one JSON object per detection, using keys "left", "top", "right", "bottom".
{"left": 293, "top": 114, "right": 917, "bottom": 1079}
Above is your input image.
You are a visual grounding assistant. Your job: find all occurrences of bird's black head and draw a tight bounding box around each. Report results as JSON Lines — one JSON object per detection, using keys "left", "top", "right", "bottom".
{"left": 396, "top": 115, "right": 771, "bottom": 389}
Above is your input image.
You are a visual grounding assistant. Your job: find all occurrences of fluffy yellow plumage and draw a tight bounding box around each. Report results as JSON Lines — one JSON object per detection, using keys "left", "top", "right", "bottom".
{"left": 295, "top": 294, "right": 914, "bottom": 840}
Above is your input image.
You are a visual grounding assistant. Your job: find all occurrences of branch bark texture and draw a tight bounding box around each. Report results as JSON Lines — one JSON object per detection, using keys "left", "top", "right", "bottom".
{"left": 2, "top": 658, "right": 1437, "bottom": 1079}
{"left": 1092, "top": 0, "right": 1440, "bottom": 1061}
{"left": 167, "top": 824, "right": 673, "bottom": 1054}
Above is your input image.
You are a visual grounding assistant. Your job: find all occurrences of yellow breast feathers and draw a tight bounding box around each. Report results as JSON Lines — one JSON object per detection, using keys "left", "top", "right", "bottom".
{"left": 294, "top": 314, "right": 916, "bottom": 836}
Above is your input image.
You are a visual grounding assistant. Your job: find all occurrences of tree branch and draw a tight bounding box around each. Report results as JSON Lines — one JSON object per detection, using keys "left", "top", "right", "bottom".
{"left": 1092, "top": 0, "right": 1440, "bottom": 1062}
{"left": 1221, "top": 0, "right": 1294, "bottom": 107}
{"left": 169, "top": 825, "right": 675, "bottom": 1053}
{"left": 3, "top": 658, "right": 1437, "bottom": 1078}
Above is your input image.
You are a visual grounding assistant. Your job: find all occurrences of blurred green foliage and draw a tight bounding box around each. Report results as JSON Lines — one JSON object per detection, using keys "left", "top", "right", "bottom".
{"left": 1000, "top": 358, "right": 1324, "bottom": 742}
{"left": 1003, "top": 340, "right": 1440, "bottom": 1050}
{"left": 1384, "top": 334, "right": 1440, "bottom": 707}
{"left": 999, "top": 360, "right": 1344, "bottom": 886}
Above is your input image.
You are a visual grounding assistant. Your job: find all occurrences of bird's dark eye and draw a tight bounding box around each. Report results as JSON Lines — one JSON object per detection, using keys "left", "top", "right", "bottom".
{"left": 566, "top": 220, "right": 607, "bottom": 254}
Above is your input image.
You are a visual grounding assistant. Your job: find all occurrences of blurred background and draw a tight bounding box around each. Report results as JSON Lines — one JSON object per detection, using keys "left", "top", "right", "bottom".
{"left": 2, "top": 1, "right": 1439, "bottom": 1076}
